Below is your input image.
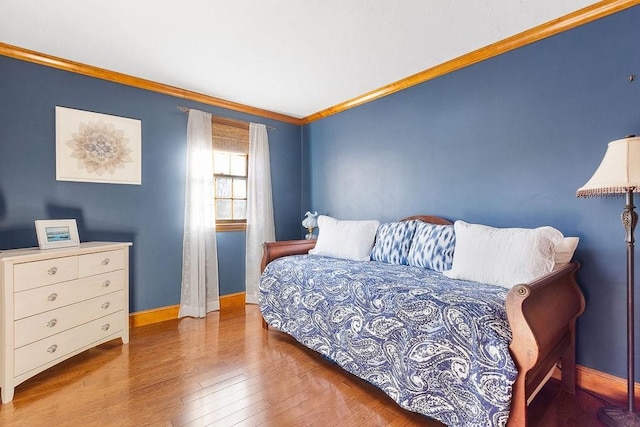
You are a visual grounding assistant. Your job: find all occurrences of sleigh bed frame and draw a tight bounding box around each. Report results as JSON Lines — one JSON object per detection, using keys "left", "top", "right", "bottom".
{"left": 259, "top": 215, "right": 585, "bottom": 426}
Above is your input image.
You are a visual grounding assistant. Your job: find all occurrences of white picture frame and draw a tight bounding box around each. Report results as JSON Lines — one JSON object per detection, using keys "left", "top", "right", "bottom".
{"left": 56, "top": 106, "right": 142, "bottom": 185}
{"left": 35, "top": 219, "right": 80, "bottom": 249}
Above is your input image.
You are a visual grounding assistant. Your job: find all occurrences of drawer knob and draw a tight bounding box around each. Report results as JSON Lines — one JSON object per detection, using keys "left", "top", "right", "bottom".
{"left": 102, "top": 258, "right": 110, "bottom": 265}
{"left": 102, "top": 280, "right": 111, "bottom": 288}
{"left": 102, "top": 323, "right": 110, "bottom": 331}
{"left": 47, "top": 267, "right": 58, "bottom": 275}
{"left": 47, "top": 344, "right": 58, "bottom": 354}
{"left": 46, "top": 319, "right": 58, "bottom": 328}
{"left": 47, "top": 293, "right": 58, "bottom": 302}
{"left": 101, "top": 302, "right": 110, "bottom": 310}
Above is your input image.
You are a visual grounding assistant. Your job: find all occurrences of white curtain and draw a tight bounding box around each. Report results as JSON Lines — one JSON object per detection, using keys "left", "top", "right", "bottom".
{"left": 245, "top": 123, "right": 276, "bottom": 304}
{"left": 179, "top": 109, "right": 220, "bottom": 318}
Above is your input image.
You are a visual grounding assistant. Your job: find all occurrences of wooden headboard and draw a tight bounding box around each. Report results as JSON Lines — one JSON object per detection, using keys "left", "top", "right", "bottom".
{"left": 400, "top": 215, "right": 452, "bottom": 225}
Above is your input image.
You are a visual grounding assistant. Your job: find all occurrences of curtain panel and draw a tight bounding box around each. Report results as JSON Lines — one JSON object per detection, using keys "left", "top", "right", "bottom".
{"left": 179, "top": 109, "right": 220, "bottom": 318}
{"left": 245, "top": 123, "right": 275, "bottom": 304}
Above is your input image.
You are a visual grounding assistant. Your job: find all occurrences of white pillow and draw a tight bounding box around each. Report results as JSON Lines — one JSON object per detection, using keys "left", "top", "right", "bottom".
{"left": 443, "top": 221, "right": 564, "bottom": 288}
{"left": 553, "top": 237, "right": 579, "bottom": 269}
{"left": 309, "top": 215, "right": 380, "bottom": 261}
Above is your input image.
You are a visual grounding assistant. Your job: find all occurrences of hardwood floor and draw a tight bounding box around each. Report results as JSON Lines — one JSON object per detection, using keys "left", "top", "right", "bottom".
{"left": 0, "top": 305, "right": 619, "bottom": 426}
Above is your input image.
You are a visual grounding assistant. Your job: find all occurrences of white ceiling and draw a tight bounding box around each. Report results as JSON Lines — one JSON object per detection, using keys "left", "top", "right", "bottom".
{"left": 0, "top": 1, "right": 599, "bottom": 119}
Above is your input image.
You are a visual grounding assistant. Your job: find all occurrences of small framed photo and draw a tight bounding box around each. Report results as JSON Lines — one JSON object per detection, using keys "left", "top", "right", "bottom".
{"left": 35, "top": 219, "right": 80, "bottom": 250}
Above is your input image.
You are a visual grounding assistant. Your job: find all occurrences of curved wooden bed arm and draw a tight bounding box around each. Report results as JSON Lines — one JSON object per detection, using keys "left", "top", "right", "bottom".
{"left": 260, "top": 239, "right": 317, "bottom": 273}
{"left": 506, "top": 261, "right": 585, "bottom": 426}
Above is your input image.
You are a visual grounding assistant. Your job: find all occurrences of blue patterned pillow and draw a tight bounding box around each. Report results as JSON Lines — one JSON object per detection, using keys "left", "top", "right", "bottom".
{"left": 370, "top": 221, "right": 418, "bottom": 265}
{"left": 407, "top": 223, "right": 456, "bottom": 271}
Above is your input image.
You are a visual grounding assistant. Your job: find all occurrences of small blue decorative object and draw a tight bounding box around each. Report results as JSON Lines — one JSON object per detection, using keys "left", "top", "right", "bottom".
{"left": 302, "top": 211, "right": 319, "bottom": 239}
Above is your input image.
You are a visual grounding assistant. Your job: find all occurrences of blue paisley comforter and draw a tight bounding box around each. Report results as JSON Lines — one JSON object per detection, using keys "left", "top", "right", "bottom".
{"left": 259, "top": 255, "right": 518, "bottom": 427}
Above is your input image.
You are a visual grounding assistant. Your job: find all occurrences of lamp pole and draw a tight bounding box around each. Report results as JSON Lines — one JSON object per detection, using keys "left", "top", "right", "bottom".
{"left": 598, "top": 188, "right": 640, "bottom": 426}
{"left": 623, "top": 189, "right": 637, "bottom": 414}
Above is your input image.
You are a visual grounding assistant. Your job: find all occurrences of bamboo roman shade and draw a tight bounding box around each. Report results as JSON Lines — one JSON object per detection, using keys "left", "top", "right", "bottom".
{"left": 211, "top": 117, "right": 249, "bottom": 154}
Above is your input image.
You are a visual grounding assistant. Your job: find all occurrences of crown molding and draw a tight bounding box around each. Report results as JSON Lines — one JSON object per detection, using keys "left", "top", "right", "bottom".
{"left": 2, "top": 0, "right": 637, "bottom": 126}
{"left": 302, "top": 0, "right": 640, "bottom": 124}
{"left": 0, "top": 42, "right": 303, "bottom": 126}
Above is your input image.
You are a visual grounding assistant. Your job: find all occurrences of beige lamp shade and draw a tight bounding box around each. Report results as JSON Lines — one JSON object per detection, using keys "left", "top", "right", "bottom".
{"left": 577, "top": 136, "right": 640, "bottom": 197}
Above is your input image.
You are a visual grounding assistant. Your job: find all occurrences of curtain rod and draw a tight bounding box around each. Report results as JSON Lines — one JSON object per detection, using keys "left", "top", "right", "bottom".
{"left": 177, "top": 106, "right": 276, "bottom": 131}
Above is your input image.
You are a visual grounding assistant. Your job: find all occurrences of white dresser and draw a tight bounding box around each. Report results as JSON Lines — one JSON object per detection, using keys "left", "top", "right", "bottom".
{"left": 0, "top": 242, "right": 131, "bottom": 403}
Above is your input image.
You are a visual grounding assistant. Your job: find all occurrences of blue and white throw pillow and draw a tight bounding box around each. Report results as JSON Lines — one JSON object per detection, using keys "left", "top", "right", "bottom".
{"left": 370, "top": 221, "right": 418, "bottom": 265}
{"left": 407, "top": 222, "right": 456, "bottom": 271}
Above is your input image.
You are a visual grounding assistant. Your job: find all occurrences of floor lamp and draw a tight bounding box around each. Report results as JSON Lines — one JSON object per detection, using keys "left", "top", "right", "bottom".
{"left": 577, "top": 135, "right": 640, "bottom": 426}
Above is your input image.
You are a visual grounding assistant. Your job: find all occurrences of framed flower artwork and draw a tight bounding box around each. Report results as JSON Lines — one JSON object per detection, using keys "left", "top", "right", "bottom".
{"left": 55, "top": 106, "right": 142, "bottom": 185}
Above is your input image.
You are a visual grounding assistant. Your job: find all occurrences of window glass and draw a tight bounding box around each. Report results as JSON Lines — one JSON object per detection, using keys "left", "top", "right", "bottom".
{"left": 213, "top": 152, "right": 230, "bottom": 175}
{"left": 216, "top": 177, "right": 232, "bottom": 198}
{"left": 230, "top": 154, "right": 247, "bottom": 176}
{"left": 233, "top": 178, "right": 246, "bottom": 199}
{"left": 216, "top": 200, "right": 232, "bottom": 219}
{"left": 233, "top": 200, "right": 247, "bottom": 219}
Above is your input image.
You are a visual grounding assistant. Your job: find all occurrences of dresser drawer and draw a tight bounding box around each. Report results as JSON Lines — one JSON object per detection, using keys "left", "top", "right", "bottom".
{"left": 15, "top": 290, "right": 125, "bottom": 348}
{"left": 13, "top": 256, "right": 79, "bottom": 292}
{"left": 15, "top": 311, "right": 124, "bottom": 377}
{"left": 79, "top": 249, "right": 124, "bottom": 277}
{"left": 14, "top": 270, "right": 125, "bottom": 320}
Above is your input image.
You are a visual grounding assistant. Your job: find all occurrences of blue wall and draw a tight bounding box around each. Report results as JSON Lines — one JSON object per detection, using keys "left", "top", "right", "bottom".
{"left": 303, "top": 7, "right": 640, "bottom": 380}
{"left": 0, "top": 56, "right": 303, "bottom": 311}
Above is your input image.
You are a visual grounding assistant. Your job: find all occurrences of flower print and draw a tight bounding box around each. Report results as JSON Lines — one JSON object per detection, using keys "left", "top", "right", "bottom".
{"left": 66, "top": 121, "right": 133, "bottom": 175}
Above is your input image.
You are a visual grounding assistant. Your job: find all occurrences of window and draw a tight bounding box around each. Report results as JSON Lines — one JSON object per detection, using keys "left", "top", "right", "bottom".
{"left": 214, "top": 151, "right": 247, "bottom": 222}
{"left": 211, "top": 118, "right": 249, "bottom": 231}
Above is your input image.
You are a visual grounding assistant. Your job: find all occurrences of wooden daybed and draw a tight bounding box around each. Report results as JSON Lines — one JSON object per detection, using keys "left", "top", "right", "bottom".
{"left": 259, "top": 215, "right": 585, "bottom": 426}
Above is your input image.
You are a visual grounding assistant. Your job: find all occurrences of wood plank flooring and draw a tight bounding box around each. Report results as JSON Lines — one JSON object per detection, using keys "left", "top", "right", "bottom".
{"left": 0, "top": 305, "right": 620, "bottom": 426}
